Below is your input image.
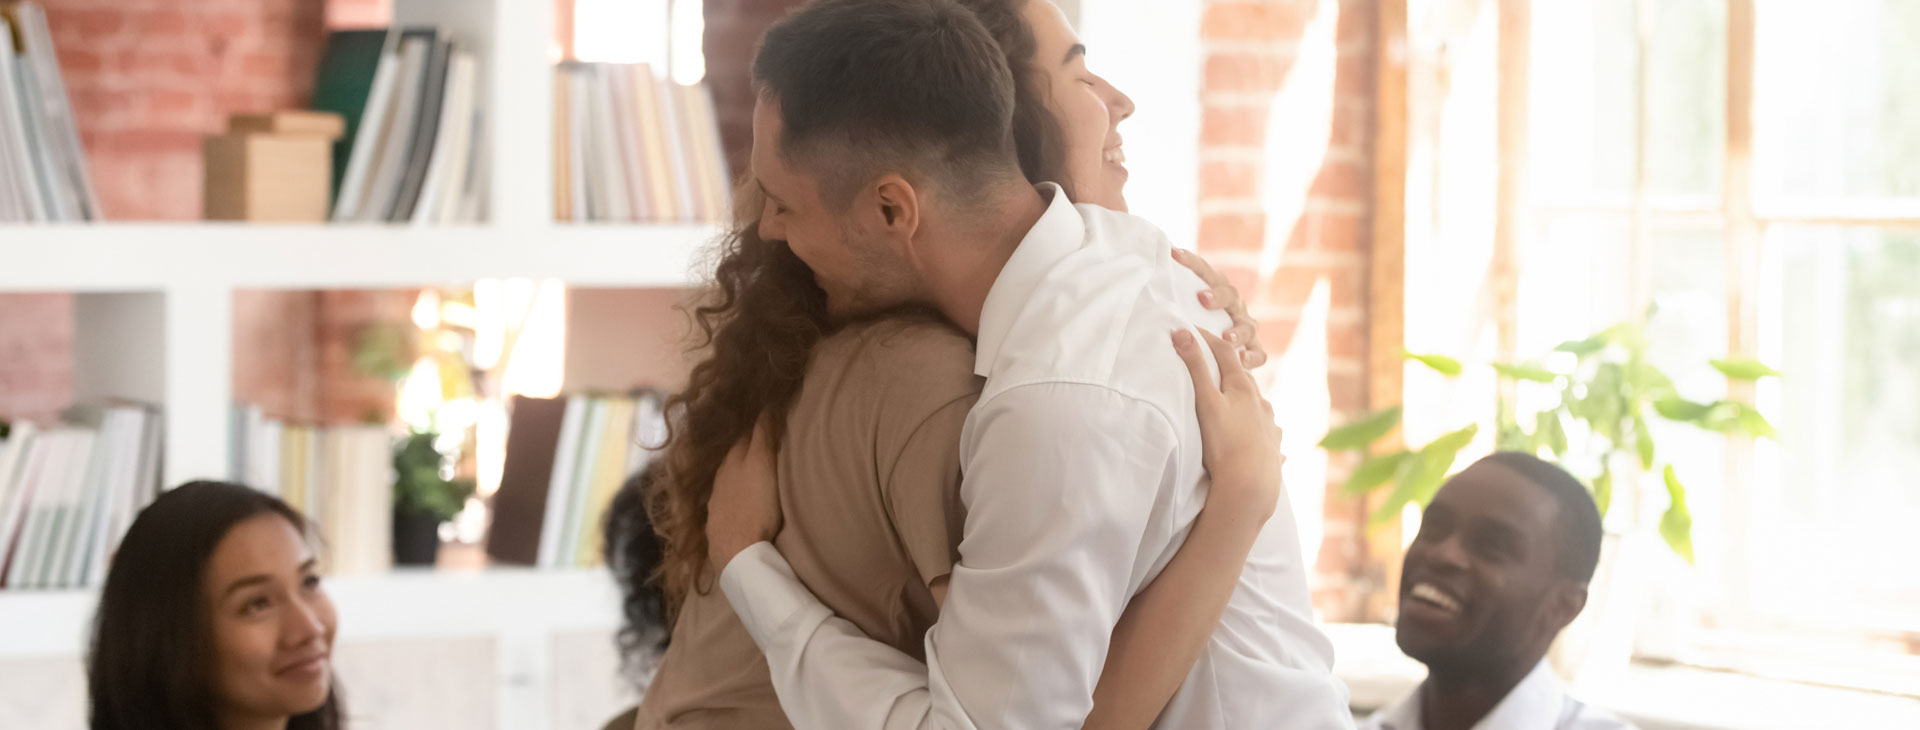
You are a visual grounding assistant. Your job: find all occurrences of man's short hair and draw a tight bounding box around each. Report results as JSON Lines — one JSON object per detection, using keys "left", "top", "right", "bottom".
{"left": 1480, "top": 451, "right": 1604, "bottom": 584}
{"left": 752, "top": 0, "right": 1019, "bottom": 208}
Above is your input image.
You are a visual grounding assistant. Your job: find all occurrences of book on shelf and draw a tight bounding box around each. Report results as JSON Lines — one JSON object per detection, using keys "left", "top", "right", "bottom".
{"left": 312, "top": 29, "right": 389, "bottom": 203}
{"left": 555, "top": 62, "right": 732, "bottom": 223}
{"left": 328, "top": 26, "right": 483, "bottom": 225}
{"left": 487, "top": 392, "right": 666, "bottom": 569}
{"left": 229, "top": 405, "right": 395, "bottom": 575}
{"left": 0, "top": 2, "right": 100, "bottom": 223}
{"left": 0, "top": 404, "right": 162, "bottom": 591}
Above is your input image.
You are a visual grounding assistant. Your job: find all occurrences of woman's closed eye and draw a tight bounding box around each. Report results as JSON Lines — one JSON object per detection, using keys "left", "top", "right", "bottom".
{"left": 240, "top": 594, "right": 273, "bottom": 618}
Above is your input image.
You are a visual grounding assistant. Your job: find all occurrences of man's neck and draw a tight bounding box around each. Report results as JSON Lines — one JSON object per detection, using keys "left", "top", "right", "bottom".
{"left": 1416, "top": 656, "right": 1539, "bottom": 730}
{"left": 919, "top": 182, "right": 1050, "bottom": 336}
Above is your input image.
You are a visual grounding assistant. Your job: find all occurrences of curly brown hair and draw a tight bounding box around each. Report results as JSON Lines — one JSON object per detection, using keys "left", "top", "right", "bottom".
{"left": 645, "top": 0, "right": 1074, "bottom": 616}
{"left": 648, "top": 178, "right": 828, "bottom": 609}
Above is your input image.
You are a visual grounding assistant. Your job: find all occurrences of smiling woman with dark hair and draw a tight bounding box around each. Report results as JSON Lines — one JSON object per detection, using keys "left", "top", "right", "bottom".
{"left": 88, "top": 481, "right": 344, "bottom": 730}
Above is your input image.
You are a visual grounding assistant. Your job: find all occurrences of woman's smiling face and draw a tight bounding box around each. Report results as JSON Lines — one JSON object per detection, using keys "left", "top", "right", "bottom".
{"left": 1020, "top": 0, "right": 1136, "bottom": 211}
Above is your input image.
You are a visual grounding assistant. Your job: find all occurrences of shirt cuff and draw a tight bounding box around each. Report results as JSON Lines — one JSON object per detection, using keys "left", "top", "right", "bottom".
{"left": 719, "top": 541, "right": 832, "bottom": 651}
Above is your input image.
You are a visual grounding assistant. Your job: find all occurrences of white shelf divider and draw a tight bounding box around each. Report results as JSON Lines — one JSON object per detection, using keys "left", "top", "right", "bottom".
{"left": 0, "top": 223, "right": 717, "bottom": 292}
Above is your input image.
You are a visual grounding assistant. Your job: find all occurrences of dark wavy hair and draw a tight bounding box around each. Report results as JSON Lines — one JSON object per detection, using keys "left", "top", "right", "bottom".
{"left": 649, "top": 177, "right": 829, "bottom": 609}
{"left": 603, "top": 461, "right": 670, "bottom": 680}
{"left": 88, "top": 481, "right": 344, "bottom": 730}
{"left": 644, "top": 0, "right": 1074, "bottom": 616}
{"left": 955, "top": 0, "right": 1075, "bottom": 200}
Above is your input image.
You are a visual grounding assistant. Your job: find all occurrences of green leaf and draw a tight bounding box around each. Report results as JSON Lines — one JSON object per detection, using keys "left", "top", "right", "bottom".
{"left": 1369, "top": 462, "right": 1429, "bottom": 526}
{"left": 1319, "top": 406, "right": 1403, "bottom": 451}
{"left": 1710, "top": 357, "right": 1782, "bottom": 381}
{"left": 1492, "top": 362, "right": 1559, "bottom": 383}
{"left": 1628, "top": 360, "right": 1677, "bottom": 399}
{"left": 1368, "top": 424, "right": 1480, "bottom": 525}
{"left": 1599, "top": 322, "right": 1648, "bottom": 352}
{"left": 1735, "top": 403, "right": 1777, "bottom": 439}
{"left": 1404, "top": 351, "right": 1464, "bottom": 377}
{"left": 1591, "top": 468, "right": 1613, "bottom": 518}
{"left": 1536, "top": 410, "right": 1569, "bottom": 457}
{"left": 1635, "top": 420, "right": 1656, "bottom": 470}
{"left": 1653, "top": 396, "right": 1712, "bottom": 422}
{"left": 1554, "top": 335, "right": 1609, "bottom": 358}
{"left": 1495, "top": 396, "right": 1529, "bottom": 451}
{"left": 1659, "top": 465, "right": 1695, "bottom": 564}
{"left": 1343, "top": 451, "right": 1414, "bottom": 496}
{"left": 1426, "top": 423, "right": 1482, "bottom": 455}
{"left": 1698, "top": 401, "right": 1746, "bottom": 433}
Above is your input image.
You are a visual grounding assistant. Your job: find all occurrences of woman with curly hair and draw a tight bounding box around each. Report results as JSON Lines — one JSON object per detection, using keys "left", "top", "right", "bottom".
{"left": 618, "top": 2, "right": 1321, "bottom": 728}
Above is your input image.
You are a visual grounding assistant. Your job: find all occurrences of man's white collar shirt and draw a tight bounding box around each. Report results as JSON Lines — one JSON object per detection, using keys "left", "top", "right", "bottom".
{"left": 1362, "top": 660, "right": 1638, "bottom": 730}
{"left": 720, "top": 183, "right": 1352, "bottom": 729}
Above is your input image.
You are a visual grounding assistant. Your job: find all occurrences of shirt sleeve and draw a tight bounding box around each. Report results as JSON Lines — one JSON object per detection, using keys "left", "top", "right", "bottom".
{"left": 719, "top": 383, "right": 1179, "bottom": 730}
{"left": 882, "top": 394, "right": 975, "bottom": 587}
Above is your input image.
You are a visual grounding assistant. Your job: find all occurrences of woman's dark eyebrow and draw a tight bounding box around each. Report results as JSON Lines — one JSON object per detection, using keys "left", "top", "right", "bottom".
{"left": 225, "top": 558, "right": 318, "bottom": 598}
{"left": 1064, "top": 43, "right": 1086, "bottom": 65}
{"left": 222, "top": 575, "right": 272, "bottom": 599}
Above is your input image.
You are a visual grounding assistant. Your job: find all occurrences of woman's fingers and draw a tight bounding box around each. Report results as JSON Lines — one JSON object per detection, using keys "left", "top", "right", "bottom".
{"left": 1171, "top": 329, "right": 1224, "bottom": 416}
{"left": 1173, "top": 248, "right": 1271, "bottom": 369}
{"left": 1195, "top": 328, "right": 1257, "bottom": 396}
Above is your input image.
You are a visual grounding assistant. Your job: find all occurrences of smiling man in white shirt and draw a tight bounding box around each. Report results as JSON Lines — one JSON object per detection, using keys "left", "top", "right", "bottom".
{"left": 698, "top": 0, "right": 1350, "bottom": 728}
{"left": 1363, "top": 453, "right": 1636, "bottom": 730}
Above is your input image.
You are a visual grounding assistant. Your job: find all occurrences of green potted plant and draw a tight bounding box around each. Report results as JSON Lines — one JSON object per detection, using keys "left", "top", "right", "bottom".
{"left": 392, "top": 430, "right": 476, "bottom": 566}
{"left": 1321, "top": 318, "right": 1779, "bottom": 675}
{"left": 1321, "top": 319, "right": 1777, "bottom": 560}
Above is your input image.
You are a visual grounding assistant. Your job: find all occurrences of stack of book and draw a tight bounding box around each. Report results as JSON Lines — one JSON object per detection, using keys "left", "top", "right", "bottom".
{"left": 230, "top": 406, "right": 396, "bottom": 575}
{"left": 0, "top": 405, "right": 163, "bottom": 591}
{"left": 487, "top": 392, "right": 667, "bottom": 569}
{"left": 325, "top": 27, "right": 484, "bottom": 225}
{"left": 555, "top": 62, "right": 731, "bottom": 223}
{"left": 0, "top": 2, "right": 100, "bottom": 222}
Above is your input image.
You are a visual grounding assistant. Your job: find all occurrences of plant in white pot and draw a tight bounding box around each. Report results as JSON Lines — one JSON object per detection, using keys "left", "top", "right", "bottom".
{"left": 1322, "top": 319, "right": 1779, "bottom": 680}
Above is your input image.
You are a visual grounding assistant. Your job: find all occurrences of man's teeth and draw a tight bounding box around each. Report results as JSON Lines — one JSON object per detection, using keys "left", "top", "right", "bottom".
{"left": 1410, "top": 583, "right": 1461, "bottom": 612}
{"left": 1104, "top": 147, "right": 1125, "bottom": 164}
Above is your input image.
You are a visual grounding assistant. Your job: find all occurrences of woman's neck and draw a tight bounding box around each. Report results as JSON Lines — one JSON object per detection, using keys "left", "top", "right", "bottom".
{"left": 219, "top": 709, "right": 290, "bottom": 730}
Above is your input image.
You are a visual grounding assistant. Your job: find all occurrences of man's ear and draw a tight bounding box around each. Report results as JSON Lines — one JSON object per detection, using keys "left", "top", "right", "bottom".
{"left": 1541, "top": 581, "right": 1589, "bottom": 636}
{"left": 871, "top": 174, "right": 920, "bottom": 244}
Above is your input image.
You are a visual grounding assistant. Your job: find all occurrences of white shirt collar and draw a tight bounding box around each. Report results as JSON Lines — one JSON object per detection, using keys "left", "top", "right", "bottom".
{"left": 1373, "top": 660, "right": 1569, "bottom": 730}
{"left": 972, "top": 182, "right": 1084, "bottom": 378}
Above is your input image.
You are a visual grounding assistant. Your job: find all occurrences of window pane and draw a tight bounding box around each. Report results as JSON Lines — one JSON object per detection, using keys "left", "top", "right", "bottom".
{"left": 1645, "top": 224, "right": 1728, "bottom": 598}
{"left": 1530, "top": 1, "right": 1638, "bottom": 201}
{"left": 1756, "top": 226, "right": 1920, "bottom": 633}
{"left": 1530, "top": 1, "right": 1724, "bottom": 203}
{"left": 1516, "top": 215, "right": 1634, "bottom": 356}
{"left": 1755, "top": 1, "right": 1920, "bottom": 201}
{"left": 1644, "top": 0, "right": 1725, "bottom": 199}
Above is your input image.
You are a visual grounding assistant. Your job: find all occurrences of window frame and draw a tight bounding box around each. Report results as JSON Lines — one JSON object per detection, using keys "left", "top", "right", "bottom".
{"left": 1504, "top": 0, "right": 1920, "bottom": 686}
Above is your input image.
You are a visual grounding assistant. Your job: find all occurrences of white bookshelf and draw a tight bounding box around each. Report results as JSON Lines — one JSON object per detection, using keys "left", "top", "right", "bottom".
{"left": 0, "top": 0, "right": 723, "bottom": 487}
{"left": 1, "top": 1, "right": 690, "bottom": 724}
{"left": 1, "top": 223, "right": 715, "bottom": 291}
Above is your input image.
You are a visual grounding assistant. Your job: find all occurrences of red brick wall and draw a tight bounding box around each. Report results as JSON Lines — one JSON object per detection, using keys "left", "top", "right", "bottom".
{"left": 0, "top": 295, "right": 75, "bottom": 422}
{"left": 1196, "top": 0, "right": 1378, "bottom": 620}
{"left": 47, "top": 0, "right": 326, "bottom": 220}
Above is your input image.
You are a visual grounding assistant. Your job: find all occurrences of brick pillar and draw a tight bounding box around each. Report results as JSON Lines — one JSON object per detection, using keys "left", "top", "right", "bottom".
{"left": 1197, "top": 0, "right": 1379, "bottom": 621}
{"left": 0, "top": 295, "right": 76, "bottom": 422}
